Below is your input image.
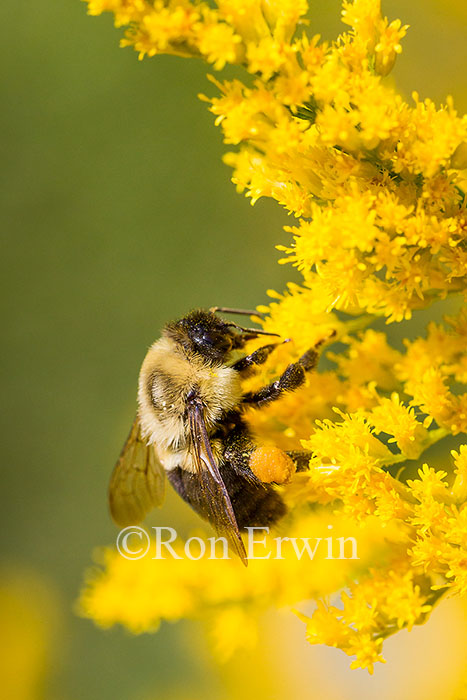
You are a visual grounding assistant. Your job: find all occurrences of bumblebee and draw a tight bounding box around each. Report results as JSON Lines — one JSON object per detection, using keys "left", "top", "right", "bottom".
{"left": 109, "top": 307, "right": 330, "bottom": 564}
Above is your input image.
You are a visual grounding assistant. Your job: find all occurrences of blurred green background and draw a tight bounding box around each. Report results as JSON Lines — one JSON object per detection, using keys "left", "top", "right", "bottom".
{"left": 1, "top": 1, "right": 466, "bottom": 698}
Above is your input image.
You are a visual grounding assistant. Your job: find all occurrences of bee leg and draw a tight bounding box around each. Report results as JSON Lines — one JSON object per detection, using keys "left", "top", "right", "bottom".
{"left": 242, "top": 347, "right": 319, "bottom": 406}
{"left": 241, "top": 331, "right": 336, "bottom": 406}
{"left": 219, "top": 451, "right": 287, "bottom": 529}
{"left": 231, "top": 341, "right": 283, "bottom": 373}
{"left": 286, "top": 450, "right": 312, "bottom": 472}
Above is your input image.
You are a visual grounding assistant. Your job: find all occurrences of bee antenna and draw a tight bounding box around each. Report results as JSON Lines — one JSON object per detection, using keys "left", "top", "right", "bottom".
{"left": 239, "top": 325, "right": 280, "bottom": 337}
{"left": 225, "top": 322, "right": 280, "bottom": 337}
{"left": 209, "top": 306, "right": 264, "bottom": 318}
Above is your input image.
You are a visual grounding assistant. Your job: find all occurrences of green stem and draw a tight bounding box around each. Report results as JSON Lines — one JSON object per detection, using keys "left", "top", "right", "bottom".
{"left": 381, "top": 427, "right": 449, "bottom": 467}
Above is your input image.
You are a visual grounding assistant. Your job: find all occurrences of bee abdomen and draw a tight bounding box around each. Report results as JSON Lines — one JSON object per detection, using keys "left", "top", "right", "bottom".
{"left": 167, "top": 464, "right": 286, "bottom": 531}
{"left": 219, "top": 465, "right": 286, "bottom": 530}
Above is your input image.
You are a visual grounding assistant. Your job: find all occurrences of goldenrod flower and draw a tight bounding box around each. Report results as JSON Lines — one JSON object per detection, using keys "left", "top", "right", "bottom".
{"left": 82, "top": 0, "right": 467, "bottom": 673}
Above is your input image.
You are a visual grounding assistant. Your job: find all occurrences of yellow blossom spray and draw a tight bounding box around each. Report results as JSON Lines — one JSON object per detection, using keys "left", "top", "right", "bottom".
{"left": 81, "top": 0, "right": 467, "bottom": 674}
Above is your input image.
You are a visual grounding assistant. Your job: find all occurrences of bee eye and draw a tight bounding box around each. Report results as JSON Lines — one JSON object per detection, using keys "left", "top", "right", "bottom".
{"left": 192, "top": 328, "right": 232, "bottom": 354}
{"left": 192, "top": 329, "right": 210, "bottom": 347}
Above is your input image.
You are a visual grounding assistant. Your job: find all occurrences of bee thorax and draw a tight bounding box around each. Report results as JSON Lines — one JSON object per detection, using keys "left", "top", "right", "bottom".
{"left": 137, "top": 335, "right": 242, "bottom": 460}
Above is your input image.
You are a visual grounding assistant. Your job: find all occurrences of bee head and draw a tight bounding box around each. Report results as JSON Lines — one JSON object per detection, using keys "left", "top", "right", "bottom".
{"left": 165, "top": 310, "right": 236, "bottom": 363}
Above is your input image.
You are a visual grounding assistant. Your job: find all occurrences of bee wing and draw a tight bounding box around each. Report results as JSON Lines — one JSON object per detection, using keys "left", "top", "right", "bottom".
{"left": 188, "top": 403, "right": 247, "bottom": 566}
{"left": 109, "top": 416, "right": 166, "bottom": 527}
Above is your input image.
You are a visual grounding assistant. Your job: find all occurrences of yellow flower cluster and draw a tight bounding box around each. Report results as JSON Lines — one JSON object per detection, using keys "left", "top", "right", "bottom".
{"left": 297, "top": 563, "right": 433, "bottom": 673}
{"left": 81, "top": 512, "right": 399, "bottom": 668}
{"left": 87, "top": 0, "right": 466, "bottom": 322}
{"left": 83, "top": 0, "right": 467, "bottom": 672}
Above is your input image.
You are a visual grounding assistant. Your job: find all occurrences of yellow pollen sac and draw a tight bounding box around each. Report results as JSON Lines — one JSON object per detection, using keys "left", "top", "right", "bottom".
{"left": 249, "top": 445, "right": 296, "bottom": 484}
